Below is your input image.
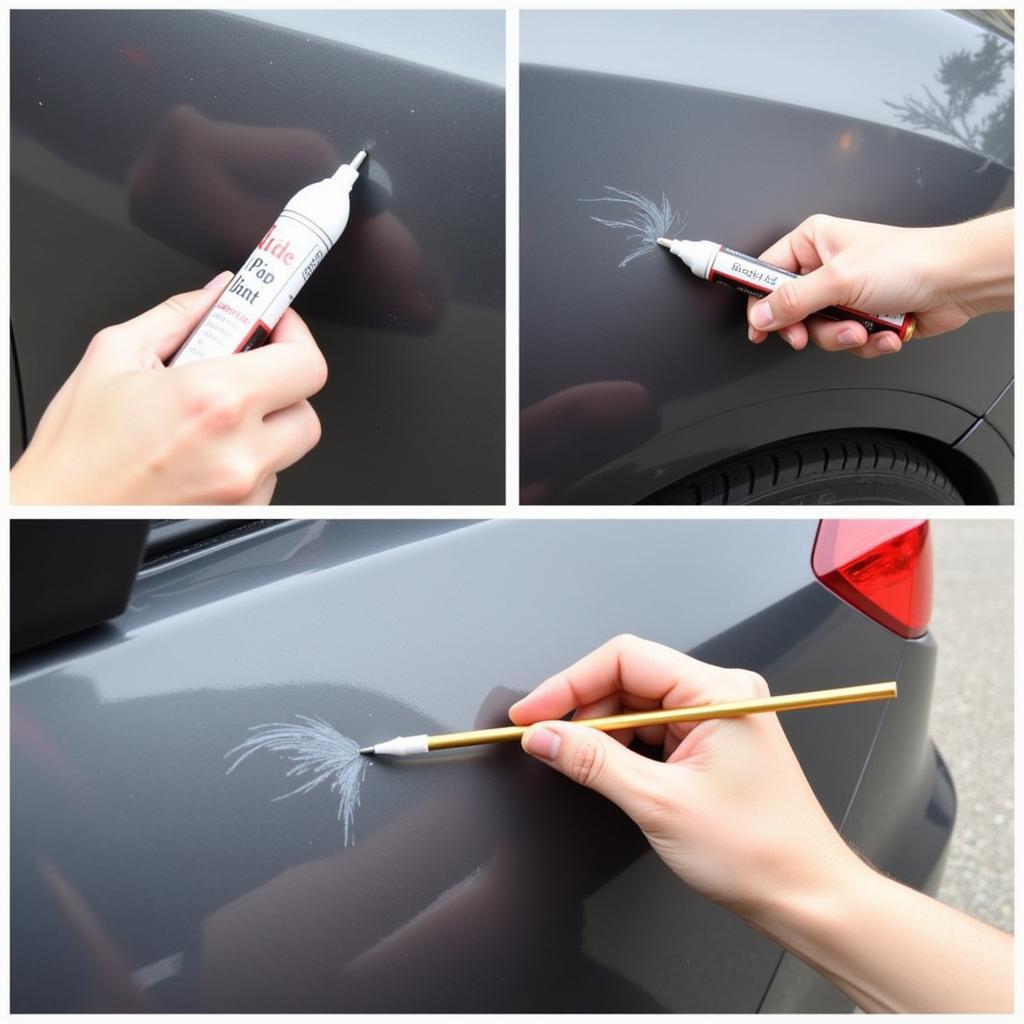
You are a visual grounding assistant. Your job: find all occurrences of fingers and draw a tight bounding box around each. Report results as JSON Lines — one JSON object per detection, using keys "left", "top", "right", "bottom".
{"left": 778, "top": 321, "right": 809, "bottom": 351}
{"left": 199, "top": 399, "right": 318, "bottom": 504}
{"left": 172, "top": 308, "right": 328, "bottom": 415}
{"left": 573, "top": 691, "right": 668, "bottom": 748}
{"left": 759, "top": 217, "right": 829, "bottom": 275}
{"left": 572, "top": 693, "right": 636, "bottom": 748}
{"left": 746, "top": 297, "right": 772, "bottom": 345}
{"left": 755, "top": 232, "right": 802, "bottom": 276}
{"left": 509, "top": 634, "right": 725, "bottom": 726}
{"left": 748, "top": 263, "right": 842, "bottom": 334}
{"left": 747, "top": 307, "right": 901, "bottom": 357}
{"left": 747, "top": 220, "right": 826, "bottom": 344}
{"left": 520, "top": 720, "right": 666, "bottom": 823}
{"left": 261, "top": 399, "right": 323, "bottom": 473}
{"left": 98, "top": 289, "right": 327, "bottom": 421}
{"left": 747, "top": 215, "right": 861, "bottom": 350}
{"left": 745, "top": 215, "right": 909, "bottom": 357}
{"left": 749, "top": 314, "right": 903, "bottom": 356}
{"left": 807, "top": 319, "right": 869, "bottom": 352}
{"left": 94, "top": 278, "right": 231, "bottom": 367}
{"left": 850, "top": 331, "right": 903, "bottom": 358}
{"left": 233, "top": 308, "right": 329, "bottom": 411}
{"left": 804, "top": 323, "right": 901, "bottom": 357}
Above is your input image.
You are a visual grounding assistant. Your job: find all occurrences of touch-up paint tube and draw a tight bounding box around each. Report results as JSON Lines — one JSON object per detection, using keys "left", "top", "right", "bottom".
{"left": 657, "top": 237, "right": 915, "bottom": 340}
{"left": 170, "top": 150, "right": 366, "bottom": 365}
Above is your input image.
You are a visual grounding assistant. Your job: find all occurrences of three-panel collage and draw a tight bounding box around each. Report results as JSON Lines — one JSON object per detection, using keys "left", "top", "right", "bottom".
{"left": 6, "top": 6, "right": 1015, "bottom": 1015}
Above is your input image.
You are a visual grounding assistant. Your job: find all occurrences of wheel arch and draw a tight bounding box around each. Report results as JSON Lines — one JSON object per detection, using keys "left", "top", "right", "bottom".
{"left": 560, "top": 389, "right": 1003, "bottom": 504}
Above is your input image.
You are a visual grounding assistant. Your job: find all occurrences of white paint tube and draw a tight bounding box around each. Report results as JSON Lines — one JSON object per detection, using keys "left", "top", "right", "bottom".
{"left": 170, "top": 150, "right": 366, "bottom": 365}
{"left": 657, "top": 237, "right": 916, "bottom": 340}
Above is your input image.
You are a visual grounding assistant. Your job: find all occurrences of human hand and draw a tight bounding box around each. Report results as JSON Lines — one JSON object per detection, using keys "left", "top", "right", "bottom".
{"left": 11, "top": 273, "right": 327, "bottom": 504}
{"left": 746, "top": 211, "right": 1012, "bottom": 358}
{"left": 509, "top": 634, "right": 860, "bottom": 918}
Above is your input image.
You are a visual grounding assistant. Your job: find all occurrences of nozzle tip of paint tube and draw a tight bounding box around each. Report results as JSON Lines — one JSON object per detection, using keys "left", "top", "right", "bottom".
{"left": 331, "top": 152, "right": 366, "bottom": 190}
{"left": 358, "top": 746, "right": 373, "bottom": 756}
{"left": 657, "top": 237, "right": 673, "bottom": 248}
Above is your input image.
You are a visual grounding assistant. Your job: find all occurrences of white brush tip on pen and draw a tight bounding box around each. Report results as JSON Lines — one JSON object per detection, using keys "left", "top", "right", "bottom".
{"left": 359, "top": 734, "right": 430, "bottom": 757}
{"left": 350, "top": 149, "right": 368, "bottom": 171}
{"left": 657, "top": 237, "right": 673, "bottom": 248}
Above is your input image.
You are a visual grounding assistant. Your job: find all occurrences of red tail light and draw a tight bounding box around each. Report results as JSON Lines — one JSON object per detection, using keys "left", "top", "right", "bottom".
{"left": 812, "top": 520, "right": 932, "bottom": 638}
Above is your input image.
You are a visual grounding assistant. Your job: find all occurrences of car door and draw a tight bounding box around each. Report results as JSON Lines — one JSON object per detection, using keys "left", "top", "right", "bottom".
{"left": 11, "top": 9, "right": 505, "bottom": 503}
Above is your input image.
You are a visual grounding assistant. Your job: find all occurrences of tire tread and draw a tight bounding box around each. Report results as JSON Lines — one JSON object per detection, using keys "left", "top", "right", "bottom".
{"left": 643, "top": 431, "right": 963, "bottom": 505}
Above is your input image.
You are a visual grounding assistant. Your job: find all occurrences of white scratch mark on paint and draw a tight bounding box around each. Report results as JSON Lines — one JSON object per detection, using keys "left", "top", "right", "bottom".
{"left": 225, "top": 716, "right": 368, "bottom": 845}
{"left": 580, "top": 187, "right": 687, "bottom": 268}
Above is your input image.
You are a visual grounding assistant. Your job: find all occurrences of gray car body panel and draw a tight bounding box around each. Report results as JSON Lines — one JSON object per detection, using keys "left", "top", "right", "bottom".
{"left": 12, "top": 519, "right": 950, "bottom": 1011}
{"left": 520, "top": 10, "right": 1013, "bottom": 504}
{"left": 10, "top": 9, "right": 505, "bottom": 503}
{"left": 952, "top": 412, "right": 1014, "bottom": 500}
{"left": 979, "top": 377, "right": 1014, "bottom": 449}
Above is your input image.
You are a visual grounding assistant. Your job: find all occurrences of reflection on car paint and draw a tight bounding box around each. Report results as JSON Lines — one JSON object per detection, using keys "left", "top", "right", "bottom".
{"left": 225, "top": 716, "right": 368, "bottom": 844}
{"left": 128, "top": 106, "right": 448, "bottom": 336}
{"left": 883, "top": 34, "right": 1014, "bottom": 170}
{"left": 579, "top": 186, "right": 687, "bottom": 267}
{"left": 133, "top": 951, "right": 185, "bottom": 992}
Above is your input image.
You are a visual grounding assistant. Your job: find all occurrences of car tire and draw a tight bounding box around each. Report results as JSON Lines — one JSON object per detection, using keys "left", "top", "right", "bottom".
{"left": 643, "top": 432, "right": 965, "bottom": 505}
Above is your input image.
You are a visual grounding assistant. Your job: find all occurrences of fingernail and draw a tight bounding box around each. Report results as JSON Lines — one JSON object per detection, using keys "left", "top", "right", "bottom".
{"left": 523, "top": 726, "right": 560, "bottom": 761}
{"left": 837, "top": 329, "right": 862, "bottom": 348}
{"left": 750, "top": 302, "right": 773, "bottom": 329}
{"left": 204, "top": 270, "right": 231, "bottom": 291}
{"left": 747, "top": 326, "right": 756, "bottom": 342}
{"left": 877, "top": 335, "right": 900, "bottom": 353}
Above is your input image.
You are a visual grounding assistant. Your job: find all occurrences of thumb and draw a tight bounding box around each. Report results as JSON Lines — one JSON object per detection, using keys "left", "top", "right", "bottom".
{"left": 522, "top": 720, "right": 664, "bottom": 825}
{"left": 748, "top": 264, "right": 843, "bottom": 333}
{"left": 95, "top": 271, "right": 233, "bottom": 368}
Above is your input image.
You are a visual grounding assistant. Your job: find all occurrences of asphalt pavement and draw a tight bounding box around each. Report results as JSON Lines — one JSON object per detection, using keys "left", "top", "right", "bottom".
{"left": 927, "top": 519, "right": 1013, "bottom": 932}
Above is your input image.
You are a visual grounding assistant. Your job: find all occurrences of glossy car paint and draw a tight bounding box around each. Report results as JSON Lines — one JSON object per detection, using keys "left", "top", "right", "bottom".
{"left": 10, "top": 10, "right": 504, "bottom": 503}
{"left": 12, "top": 520, "right": 951, "bottom": 1011}
{"left": 520, "top": 10, "right": 1013, "bottom": 504}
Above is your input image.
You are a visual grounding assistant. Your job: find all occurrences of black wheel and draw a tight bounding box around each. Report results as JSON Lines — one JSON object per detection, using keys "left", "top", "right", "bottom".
{"left": 644, "top": 432, "right": 965, "bottom": 505}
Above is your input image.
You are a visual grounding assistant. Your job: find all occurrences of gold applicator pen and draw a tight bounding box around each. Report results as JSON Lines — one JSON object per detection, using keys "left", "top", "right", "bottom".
{"left": 359, "top": 680, "right": 896, "bottom": 756}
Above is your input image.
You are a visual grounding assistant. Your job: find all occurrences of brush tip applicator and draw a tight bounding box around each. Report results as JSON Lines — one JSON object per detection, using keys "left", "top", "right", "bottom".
{"left": 360, "top": 734, "right": 430, "bottom": 757}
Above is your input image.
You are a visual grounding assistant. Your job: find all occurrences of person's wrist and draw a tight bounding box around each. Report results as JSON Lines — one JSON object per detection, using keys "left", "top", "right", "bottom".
{"left": 737, "top": 834, "right": 870, "bottom": 948}
{"left": 934, "top": 213, "right": 1013, "bottom": 318}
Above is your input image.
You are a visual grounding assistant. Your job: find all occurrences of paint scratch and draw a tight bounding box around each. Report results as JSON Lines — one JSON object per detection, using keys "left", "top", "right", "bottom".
{"left": 580, "top": 187, "right": 687, "bottom": 268}
{"left": 225, "top": 716, "right": 367, "bottom": 845}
